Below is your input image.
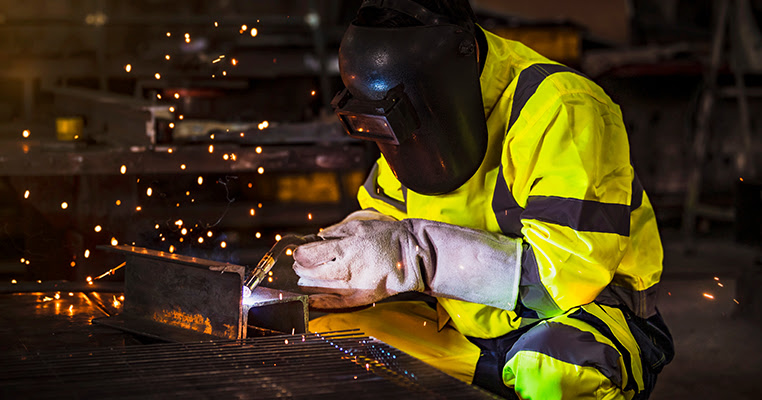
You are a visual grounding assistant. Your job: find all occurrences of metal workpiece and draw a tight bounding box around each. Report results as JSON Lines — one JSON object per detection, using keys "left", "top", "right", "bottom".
{"left": 0, "top": 332, "right": 499, "bottom": 399}
{"left": 95, "top": 245, "right": 308, "bottom": 342}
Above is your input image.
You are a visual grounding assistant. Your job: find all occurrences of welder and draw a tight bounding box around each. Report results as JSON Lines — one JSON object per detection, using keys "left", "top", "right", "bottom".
{"left": 292, "top": 1, "right": 674, "bottom": 398}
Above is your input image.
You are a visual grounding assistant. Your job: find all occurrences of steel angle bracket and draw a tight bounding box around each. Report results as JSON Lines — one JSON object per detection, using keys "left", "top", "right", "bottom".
{"left": 94, "top": 245, "right": 308, "bottom": 342}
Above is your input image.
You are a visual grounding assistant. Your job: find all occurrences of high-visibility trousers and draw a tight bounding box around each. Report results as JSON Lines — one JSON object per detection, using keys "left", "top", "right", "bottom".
{"left": 310, "top": 301, "right": 672, "bottom": 399}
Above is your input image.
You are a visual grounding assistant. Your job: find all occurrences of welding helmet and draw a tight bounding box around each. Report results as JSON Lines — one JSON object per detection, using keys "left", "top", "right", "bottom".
{"left": 331, "top": 0, "right": 487, "bottom": 195}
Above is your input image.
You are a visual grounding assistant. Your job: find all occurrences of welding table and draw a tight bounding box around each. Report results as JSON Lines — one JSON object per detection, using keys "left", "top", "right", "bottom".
{"left": 0, "top": 284, "right": 498, "bottom": 399}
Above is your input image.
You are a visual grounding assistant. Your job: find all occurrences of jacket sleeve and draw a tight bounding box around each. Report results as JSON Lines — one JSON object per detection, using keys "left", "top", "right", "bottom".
{"left": 357, "top": 155, "right": 409, "bottom": 220}
{"left": 507, "top": 88, "right": 634, "bottom": 319}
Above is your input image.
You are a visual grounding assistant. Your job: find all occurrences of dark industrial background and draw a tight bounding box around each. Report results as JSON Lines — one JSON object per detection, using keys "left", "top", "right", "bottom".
{"left": 0, "top": 0, "right": 761, "bottom": 399}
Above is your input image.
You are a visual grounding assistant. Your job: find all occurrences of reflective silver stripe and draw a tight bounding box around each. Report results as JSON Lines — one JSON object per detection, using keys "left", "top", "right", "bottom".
{"left": 362, "top": 163, "right": 407, "bottom": 213}
{"left": 492, "top": 164, "right": 524, "bottom": 237}
{"left": 631, "top": 174, "right": 644, "bottom": 211}
{"left": 492, "top": 63, "right": 588, "bottom": 238}
{"left": 523, "top": 196, "right": 631, "bottom": 236}
{"left": 596, "top": 283, "right": 660, "bottom": 319}
{"left": 568, "top": 307, "right": 638, "bottom": 393}
{"left": 504, "top": 320, "right": 623, "bottom": 388}
{"left": 508, "top": 64, "right": 586, "bottom": 132}
{"left": 519, "top": 245, "right": 563, "bottom": 319}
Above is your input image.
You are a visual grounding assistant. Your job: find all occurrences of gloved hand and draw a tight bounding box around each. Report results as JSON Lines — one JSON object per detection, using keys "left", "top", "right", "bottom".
{"left": 293, "top": 210, "right": 523, "bottom": 310}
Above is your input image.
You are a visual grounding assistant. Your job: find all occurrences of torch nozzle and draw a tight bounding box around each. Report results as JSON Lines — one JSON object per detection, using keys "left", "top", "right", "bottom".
{"left": 243, "top": 234, "right": 322, "bottom": 296}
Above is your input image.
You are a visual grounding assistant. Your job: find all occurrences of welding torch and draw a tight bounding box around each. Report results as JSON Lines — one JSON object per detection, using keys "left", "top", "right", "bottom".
{"left": 243, "top": 234, "right": 323, "bottom": 297}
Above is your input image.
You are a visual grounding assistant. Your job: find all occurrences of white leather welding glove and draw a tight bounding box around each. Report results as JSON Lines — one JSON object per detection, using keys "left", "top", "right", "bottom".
{"left": 293, "top": 216, "right": 523, "bottom": 310}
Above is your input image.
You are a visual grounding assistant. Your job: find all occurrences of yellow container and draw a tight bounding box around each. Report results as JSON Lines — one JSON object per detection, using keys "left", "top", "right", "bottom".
{"left": 56, "top": 117, "right": 84, "bottom": 141}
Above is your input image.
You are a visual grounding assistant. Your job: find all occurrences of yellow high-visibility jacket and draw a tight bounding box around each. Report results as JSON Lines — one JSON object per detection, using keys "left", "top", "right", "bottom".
{"left": 357, "top": 27, "right": 664, "bottom": 340}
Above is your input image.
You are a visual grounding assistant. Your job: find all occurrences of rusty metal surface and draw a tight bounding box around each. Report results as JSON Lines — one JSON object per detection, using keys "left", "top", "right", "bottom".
{"left": 0, "top": 332, "right": 499, "bottom": 399}
{"left": 96, "top": 245, "right": 308, "bottom": 341}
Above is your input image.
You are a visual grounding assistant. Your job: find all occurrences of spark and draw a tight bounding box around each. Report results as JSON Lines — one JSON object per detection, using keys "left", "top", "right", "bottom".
{"left": 714, "top": 277, "right": 720, "bottom": 281}
{"left": 167, "top": 148, "right": 173, "bottom": 153}
{"left": 255, "top": 146, "right": 262, "bottom": 154}
{"left": 175, "top": 219, "right": 183, "bottom": 226}
{"left": 11, "top": 279, "right": 16, "bottom": 284}
{"left": 157, "top": 94, "right": 162, "bottom": 99}
{"left": 275, "top": 234, "right": 282, "bottom": 241}
{"left": 231, "top": 153, "right": 237, "bottom": 161}
{"left": 257, "top": 167, "right": 264, "bottom": 174}
{"left": 20, "top": 258, "right": 24, "bottom": 263}
{"left": 220, "top": 241, "right": 227, "bottom": 248}
{"left": 61, "top": 202, "right": 68, "bottom": 209}
{"left": 125, "top": 64, "right": 132, "bottom": 72}
{"left": 115, "top": 199, "right": 121, "bottom": 206}
{"left": 165, "top": 55, "right": 170, "bottom": 60}
{"left": 308, "top": 213, "right": 313, "bottom": 220}
{"left": 24, "top": 190, "right": 29, "bottom": 199}
{"left": 84, "top": 249, "right": 90, "bottom": 258}
{"left": 181, "top": 164, "right": 186, "bottom": 170}
{"left": 169, "top": 122, "right": 175, "bottom": 129}
{"left": 241, "top": 24, "right": 248, "bottom": 31}
{"left": 285, "top": 249, "right": 293, "bottom": 256}
{"left": 258, "top": 121, "right": 269, "bottom": 130}
{"left": 166, "top": 32, "right": 171, "bottom": 37}
{"left": 112, "top": 296, "right": 121, "bottom": 307}
{"left": 119, "top": 295, "right": 124, "bottom": 301}
{"left": 181, "top": 228, "right": 188, "bottom": 235}
{"left": 208, "top": 144, "right": 214, "bottom": 153}
{"left": 223, "top": 154, "right": 229, "bottom": 160}
{"left": 69, "top": 292, "right": 74, "bottom": 296}
{"left": 54, "top": 292, "right": 60, "bottom": 299}
{"left": 197, "top": 176, "right": 203, "bottom": 185}
{"left": 311, "top": 90, "right": 316, "bottom": 96}
{"left": 25, "top": 260, "right": 30, "bottom": 265}
{"left": 249, "top": 209, "right": 256, "bottom": 216}
{"left": 146, "top": 187, "right": 153, "bottom": 196}
{"left": 120, "top": 165, "right": 127, "bottom": 174}
{"left": 86, "top": 276, "right": 93, "bottom": 283}
{"left": 169, "top": 106, "right": 175, "bottom": 113}
{"left": 198, "top": 237, "right": 204, "bottom": 243}
{"left": 179, "top": 115, "right": 184, "bottom": 120}
{"left": 231, "top": 58, "right": 238, "bottom": 66}
{"left": 222, "top": 71, "right": 227, "bottom": 76}
{"left": 258, "top": 203, "right": 262, "bottom": 208}
{"left": 22, "top": 129, "right": 30, "bottom": 138}
{"left": 169, "top": 245, "right": 175, "bottom": 253}
{"left": 718, "top": 282, "right": 724, "bottom": 287}
{"left": 740, "top": 177, "right": 744, "bottom": 182}
{"left": 214, "top": 21, "right": 218, "bottom": 27}
{"left": 135, "top": 206, "right": 142, "bottom": 211}
{"left": 255, "top": 232, "right": 261, "bottom": 239}
{"left": 111, "top": 237, "right": 118, "bottom": 246}
{"left": 155, "top": 73, "right": 161, "bottom": 80}
{"left": 284, "top": 338, "right": 288, "bottom": 344}
{"left": 703, "top": 293, "right": 715, "bottom": 300}
{"left": 268, "top": 277, "right": 273, "bottom": 282}
{"left": 250, "top": 28, "right": 258, "bottom": 37}
{"left": 734, "top": 299, "right": 739, "bottom": 304}
{"left": 94, "top": 262, "right": 126, "bottom": 280}
{"left": 70, "top": 261, "right": 76, "bottom": 267}
{"left": 207, "top": 230, "right": 213, "bottom": 237}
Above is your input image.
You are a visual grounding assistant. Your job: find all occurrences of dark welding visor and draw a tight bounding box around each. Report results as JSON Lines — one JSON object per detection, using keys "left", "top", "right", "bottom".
{"left": 333, "top": 0, "right": 488, "bottom": 195}
{"left": 332, "top": 84, "right": 419, "bottom": 145}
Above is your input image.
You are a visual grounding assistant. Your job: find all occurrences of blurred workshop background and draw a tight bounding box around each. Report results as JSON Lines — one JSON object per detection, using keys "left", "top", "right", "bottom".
{"left": 0, "top": 1, "right": 760, "bottom": 398}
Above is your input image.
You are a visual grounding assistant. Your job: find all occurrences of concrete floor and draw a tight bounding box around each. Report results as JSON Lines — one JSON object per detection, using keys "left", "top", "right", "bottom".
{"left": 650, "top": 229, "right": 762, "bottom": 399}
